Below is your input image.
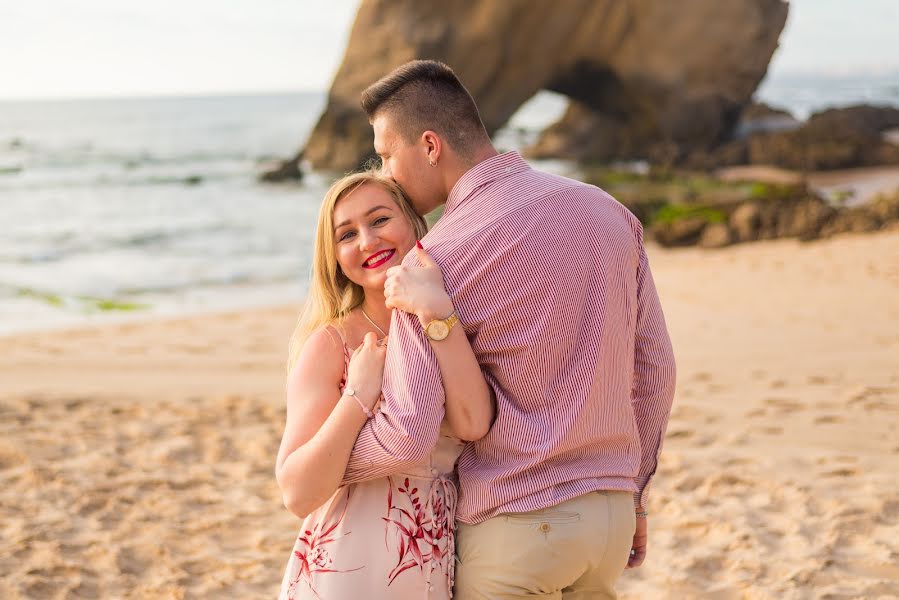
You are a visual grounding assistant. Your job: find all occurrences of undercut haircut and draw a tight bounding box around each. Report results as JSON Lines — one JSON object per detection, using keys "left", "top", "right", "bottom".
{"left": 361, "top": 60, "right": 489, "bottom": 158}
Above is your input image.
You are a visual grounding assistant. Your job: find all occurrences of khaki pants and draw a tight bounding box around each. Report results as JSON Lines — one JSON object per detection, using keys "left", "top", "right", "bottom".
{"left": 455, "top": 491, "right": 635, "bottom": 600}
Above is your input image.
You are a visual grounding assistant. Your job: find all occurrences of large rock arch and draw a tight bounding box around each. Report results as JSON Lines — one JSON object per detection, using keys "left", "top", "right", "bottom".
{"left": 269, "top": 0, "right": 787, "bottom": 177}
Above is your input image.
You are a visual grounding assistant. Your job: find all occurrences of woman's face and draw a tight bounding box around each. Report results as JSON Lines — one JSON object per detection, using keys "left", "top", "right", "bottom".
{"left": 333, "top": 182, "right": 417, "bottom": 293}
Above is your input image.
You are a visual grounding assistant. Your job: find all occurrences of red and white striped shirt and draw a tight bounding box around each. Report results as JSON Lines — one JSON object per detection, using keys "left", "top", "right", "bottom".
{"left": 342, "top": 152, "right": 676, "bottom": 524}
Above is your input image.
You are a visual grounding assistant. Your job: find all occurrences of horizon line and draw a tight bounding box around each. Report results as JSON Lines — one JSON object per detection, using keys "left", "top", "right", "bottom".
{"left": 3, "top": 68, "right": 898, "bottom": 104}
{"left": 0, "top": 87, "right": 326, "bottom": 103}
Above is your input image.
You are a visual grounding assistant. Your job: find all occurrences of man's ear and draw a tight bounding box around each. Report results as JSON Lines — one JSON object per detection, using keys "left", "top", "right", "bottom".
{"left": 422, "top": 130, "right": 442, "bottom": 164}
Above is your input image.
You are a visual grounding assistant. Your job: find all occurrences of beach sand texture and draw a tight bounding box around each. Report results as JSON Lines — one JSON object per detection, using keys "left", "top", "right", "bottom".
{"left": 1, "top": 228, "right": 897, "bottom": 599}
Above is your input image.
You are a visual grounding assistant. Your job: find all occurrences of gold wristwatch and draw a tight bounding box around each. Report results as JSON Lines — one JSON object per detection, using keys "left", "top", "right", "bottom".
{"left": 424, "top": 312, "right": 458, "bottom": 341}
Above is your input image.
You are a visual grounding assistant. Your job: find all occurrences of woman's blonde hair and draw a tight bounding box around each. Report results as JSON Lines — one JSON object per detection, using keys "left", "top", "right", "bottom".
{"left": 287, "top": 170, "right": 428, "bottom": 372}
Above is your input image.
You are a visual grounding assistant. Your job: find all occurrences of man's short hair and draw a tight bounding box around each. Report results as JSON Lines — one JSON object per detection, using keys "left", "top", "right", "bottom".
{"left": 361, "top": 60, "right": 489, "bottom": 158}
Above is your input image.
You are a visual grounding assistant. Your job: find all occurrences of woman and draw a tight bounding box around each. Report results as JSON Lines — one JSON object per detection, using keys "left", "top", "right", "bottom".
{"left": 276, "top": 170, "right": 495, "bottom": 599}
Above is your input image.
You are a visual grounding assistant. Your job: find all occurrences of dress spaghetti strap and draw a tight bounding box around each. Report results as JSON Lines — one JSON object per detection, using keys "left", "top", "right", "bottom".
{"left": 323, "top": 324, "right": 351, "bottom": 387}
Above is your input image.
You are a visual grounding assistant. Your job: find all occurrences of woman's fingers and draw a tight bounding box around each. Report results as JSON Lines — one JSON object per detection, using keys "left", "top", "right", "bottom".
{"left": 414, "top": 243, "right": 438, "bottom": 268}
{"left": 363, "top": 331, "right": 378, "bottom": 346}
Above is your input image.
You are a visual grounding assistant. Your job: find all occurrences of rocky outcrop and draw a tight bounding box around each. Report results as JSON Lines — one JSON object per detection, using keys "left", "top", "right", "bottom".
{"left": 647, "top": 190, "right": 899, "bottom": 248}
{"left": 265, "top": 0, "right": 787, "bottom": 178}
{"left": 688, "top": 105, "right": 899, "bottom": 170}
{"left": 745, "top": 105, "right": 899, "bottom": 170}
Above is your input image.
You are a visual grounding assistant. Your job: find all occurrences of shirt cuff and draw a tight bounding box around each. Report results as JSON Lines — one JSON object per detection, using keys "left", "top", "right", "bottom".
{"left": 634, "top": 475, "right": 651, "bottom": 510}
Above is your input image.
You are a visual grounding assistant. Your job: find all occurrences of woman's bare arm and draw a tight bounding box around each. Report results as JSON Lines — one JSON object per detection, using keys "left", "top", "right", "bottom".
{"left": 275, "top": 329, "right": 383, "bottom": 518}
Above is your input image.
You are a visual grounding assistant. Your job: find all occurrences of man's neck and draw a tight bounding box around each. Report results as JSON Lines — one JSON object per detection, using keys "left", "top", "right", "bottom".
{"left": 442, "top": 144, "right": 500, "bottom": 203}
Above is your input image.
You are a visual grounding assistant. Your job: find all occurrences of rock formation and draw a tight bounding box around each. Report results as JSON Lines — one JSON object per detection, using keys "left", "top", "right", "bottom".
{"left": 266, "top": 0, "right": 788, "bottom": 177}
{"left": 646, "top": 185, "right": 899, "bottom": 248}
{"left": 688, "top": 105, "right": 899, "bottom": 170}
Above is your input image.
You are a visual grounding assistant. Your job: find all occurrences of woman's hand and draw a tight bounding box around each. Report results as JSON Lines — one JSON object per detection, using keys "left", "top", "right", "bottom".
{"left": 384, "top": 243, "right": 454, "bottom": 326}
{"left": 345, "top": 331, "right": 386, "bottom": 410}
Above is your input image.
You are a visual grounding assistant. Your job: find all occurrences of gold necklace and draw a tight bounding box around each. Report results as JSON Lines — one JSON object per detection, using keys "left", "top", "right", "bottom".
{"left": 360, "top": 307, "right": 388, "bottom": 338}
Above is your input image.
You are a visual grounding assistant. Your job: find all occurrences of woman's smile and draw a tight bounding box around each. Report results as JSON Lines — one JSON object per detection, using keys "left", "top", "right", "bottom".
{"left": 362, "top": 248, "right": 397, "bottom": 269}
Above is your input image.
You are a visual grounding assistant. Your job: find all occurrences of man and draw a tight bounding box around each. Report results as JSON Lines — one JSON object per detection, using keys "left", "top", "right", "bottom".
{"left": 341, "top": 60, "right": 676, "bottom": 599}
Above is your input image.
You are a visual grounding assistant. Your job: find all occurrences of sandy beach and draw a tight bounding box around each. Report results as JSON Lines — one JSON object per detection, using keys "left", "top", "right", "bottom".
{"left": 1, "top": 228, "right": 897, "bottom": 599}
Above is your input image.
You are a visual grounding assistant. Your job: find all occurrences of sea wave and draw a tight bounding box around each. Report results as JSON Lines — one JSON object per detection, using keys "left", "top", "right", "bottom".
{"left": 0, "top": 221, "right": 266, "bottom": 264}
{"left": 0, "top": 267, "right": 299, "bottom": 301}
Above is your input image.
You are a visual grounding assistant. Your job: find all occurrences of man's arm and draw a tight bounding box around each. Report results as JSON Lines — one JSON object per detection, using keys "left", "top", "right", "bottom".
{"left": 341, "top": 304, "right": 445, "bottom": 484}
{"left": 631, "top": 241, "right": 676, "bottom": 510}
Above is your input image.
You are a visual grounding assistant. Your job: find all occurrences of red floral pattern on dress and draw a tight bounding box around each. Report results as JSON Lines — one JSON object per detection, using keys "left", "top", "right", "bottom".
{"left": 382, "top": 475, "right": 457, "bottom": 588}
{"left": 285, "top": 488, "right": 363, "bottom": 600}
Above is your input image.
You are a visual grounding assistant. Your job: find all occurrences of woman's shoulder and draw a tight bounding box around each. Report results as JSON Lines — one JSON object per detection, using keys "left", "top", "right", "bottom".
{"left": 287, "top": 325, "right": 348, "bottom": 390}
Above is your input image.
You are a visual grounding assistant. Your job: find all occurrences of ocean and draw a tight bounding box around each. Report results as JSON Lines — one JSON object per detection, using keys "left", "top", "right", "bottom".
{"left": 1, "top": 74, "right": 897, "bottom": 335}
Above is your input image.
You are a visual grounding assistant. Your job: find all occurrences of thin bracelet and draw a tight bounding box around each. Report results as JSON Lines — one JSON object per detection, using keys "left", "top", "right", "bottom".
{"left": 344, "top": 386, "right": 374, "bottom": 418}
{"left": 636, "top": 510, "right": 649, "bottom": 518}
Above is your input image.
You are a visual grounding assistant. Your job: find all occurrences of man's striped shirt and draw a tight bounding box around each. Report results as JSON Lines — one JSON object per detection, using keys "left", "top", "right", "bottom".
{"left": 342, "top": 152, "right": 676, "bottom": 525}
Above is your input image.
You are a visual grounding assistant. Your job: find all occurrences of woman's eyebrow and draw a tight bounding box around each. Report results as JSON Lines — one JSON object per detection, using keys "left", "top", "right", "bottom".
{"left": 334, "top": 205, "right": 392, "bottom": 229}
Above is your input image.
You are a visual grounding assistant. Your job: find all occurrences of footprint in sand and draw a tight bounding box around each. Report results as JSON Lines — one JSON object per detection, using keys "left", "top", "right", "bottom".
{"left": 674, "top": 474, "right": 705, "bottom": 493}
{"left": 68, "top": 579, "right": 102, "bottom": 598}
{"left": 764, "top": 397, "right": 807, "bottom": 413}
{"left": 76, "top": 496, "right": 109, "bottom": 517}
{"left": 813, "top": 414, "right": 842, "bottom": 424}
{"left": 671, "top": 404, "right": 703, "bottom": 420}
{"left": 821, "top": 467, "right": 857, "bottom": 478}
{"left": 847, "top": 385, "right": 897, "bottom": 403}
{"left": 667, "top": 428, "right": 694, "bottom": 440}
{"left": 116, "top": 546, "right": 160, "bottom": 576}
{"left": 24, "top": 580, "right": 57, "bottom": 599}
{"left": 816, "top": 455, "right": 857, "bottom": 465}
{"left": 175, "top": 342, "right": 214, "bottom": 354}
{"left": 0, "top": 442, "right": 27, "bottom": 470}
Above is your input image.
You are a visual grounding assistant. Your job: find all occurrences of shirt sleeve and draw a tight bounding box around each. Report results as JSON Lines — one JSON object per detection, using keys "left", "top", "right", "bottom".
{"left": 631, "top": 240, "right": 677, "bottom": 509}
{"left": 341, "top": 294, "right": 446, "bottom": 485}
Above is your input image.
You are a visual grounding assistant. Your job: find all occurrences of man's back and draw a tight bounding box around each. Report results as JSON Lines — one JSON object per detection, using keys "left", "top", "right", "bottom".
{"left": 340, "top": 152, "right": 674, "bottom": 526}
{"left": 426, "top": 153, "right": 676, "bottom": 524}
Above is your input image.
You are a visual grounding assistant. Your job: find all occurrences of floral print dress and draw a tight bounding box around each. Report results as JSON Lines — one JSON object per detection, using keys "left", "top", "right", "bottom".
{"left": 279, "top": 337, "right": 464, "bottom": 600}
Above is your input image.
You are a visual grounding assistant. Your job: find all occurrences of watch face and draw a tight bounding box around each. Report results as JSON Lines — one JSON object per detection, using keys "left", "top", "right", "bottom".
{"left": 428, "top": 320, "right": 449, "bottom": 340}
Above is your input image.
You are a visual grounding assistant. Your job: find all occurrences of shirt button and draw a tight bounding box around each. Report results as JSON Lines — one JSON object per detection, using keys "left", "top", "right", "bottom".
{"left": 540, "top": 522, "right": 551, "bottom": 533}
{"left": 428, "top": 584, "right": 434, "bottom": 591}
{"left": 431, "top": 468, "right": 439, "bottom": 476}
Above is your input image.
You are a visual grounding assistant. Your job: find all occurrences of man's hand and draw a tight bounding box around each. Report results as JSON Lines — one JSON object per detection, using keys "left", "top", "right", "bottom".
{"left": 626, "top": 513, "right": 647, "bottom": 569}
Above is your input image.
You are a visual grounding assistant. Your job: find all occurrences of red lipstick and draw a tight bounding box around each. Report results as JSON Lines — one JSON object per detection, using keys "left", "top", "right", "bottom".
{"left": 363, "top": 249, "right": 396, "bottom": 269}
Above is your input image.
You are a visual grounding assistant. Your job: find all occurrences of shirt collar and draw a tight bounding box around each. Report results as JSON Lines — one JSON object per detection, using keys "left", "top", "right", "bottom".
{"left": 445, "top": 151, "right": 531, "bottom": 214}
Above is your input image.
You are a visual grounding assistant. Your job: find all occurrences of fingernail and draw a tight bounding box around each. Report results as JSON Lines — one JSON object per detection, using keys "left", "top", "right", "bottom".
{"left": 416, "top": 240, "right": 423, "bottom": 249}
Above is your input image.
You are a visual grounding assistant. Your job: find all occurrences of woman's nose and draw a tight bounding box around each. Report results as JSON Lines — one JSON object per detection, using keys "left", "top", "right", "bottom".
{"left": 358, "top": 227, "right": 379, "bottom": 252}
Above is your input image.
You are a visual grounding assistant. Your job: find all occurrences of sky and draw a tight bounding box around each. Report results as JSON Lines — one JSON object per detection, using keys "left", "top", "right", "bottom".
{"left": 0, "top": 0, "right": 897, "bottom": 100}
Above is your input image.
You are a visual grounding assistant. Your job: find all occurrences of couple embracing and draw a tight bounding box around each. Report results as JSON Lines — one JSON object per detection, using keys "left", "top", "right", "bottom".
{"left": 275, "top": 60, "right": 676, "bottom": 600}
